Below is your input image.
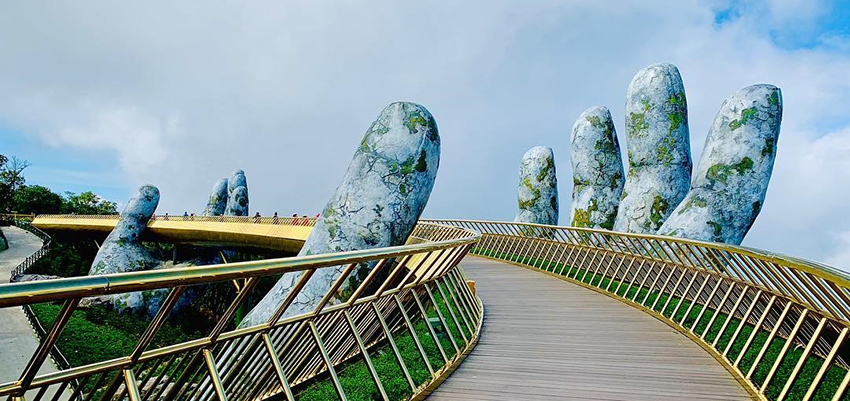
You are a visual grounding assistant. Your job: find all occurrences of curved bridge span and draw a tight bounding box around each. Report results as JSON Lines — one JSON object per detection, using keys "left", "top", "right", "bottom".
{"left": 430, "top": 257, "right": 749, "bottom": 400}
{"left": 32, "top": 215, "right": 314, "bottom": 254}
{"left": 2, "top": 215, "right": 850, "bottom": 401}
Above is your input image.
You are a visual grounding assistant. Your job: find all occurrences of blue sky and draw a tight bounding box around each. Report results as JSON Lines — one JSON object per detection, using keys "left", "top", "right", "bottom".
{"left": 715, "top": 0, "right": 850, "bottom": 50}
{"left": 3, "top": 128, "right": 128, "bottom": 201}
{"left": 1, "top": 0, "right": 849, "bottom": 267}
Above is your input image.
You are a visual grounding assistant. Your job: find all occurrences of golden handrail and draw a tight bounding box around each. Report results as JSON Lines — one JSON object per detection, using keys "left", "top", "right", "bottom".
{"left": 0, "top": 218, "right": 483, "bottom": 401}
{"left": 427, "top": 219, "right": 850, "bottom": 401}
{"left": 34, "top": 214, "right": 319, "bottom": 227}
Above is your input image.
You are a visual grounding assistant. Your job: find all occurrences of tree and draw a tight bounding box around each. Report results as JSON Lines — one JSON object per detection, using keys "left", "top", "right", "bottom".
{"left": 0, "top": 155, "right": 10, "bottom": 212}
{"left": 0, "top": 155, "right": 31, "bottom": 212}
{"left": 62, "top": 191, "right": 118, "bottom": 215}
{"left": 13, "top": 185, "right": 64, "bottom": 215}
{"left": 0, "top": 156, "right": 30, "bottom": 192}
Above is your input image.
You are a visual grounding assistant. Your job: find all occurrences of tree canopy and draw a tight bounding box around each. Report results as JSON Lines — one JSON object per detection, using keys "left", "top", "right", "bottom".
{"left": 0, "top": 154, "right": 117, "bottom": 215}
{"left": 61, "top": 191, "right": 117, "bottom": 215}
{"left": 13, "top": 185, "right": 63, "bottom": 214}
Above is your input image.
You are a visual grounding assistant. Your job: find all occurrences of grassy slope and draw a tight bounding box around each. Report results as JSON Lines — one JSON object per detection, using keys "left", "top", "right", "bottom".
{"left": 295, "top": 284, "right": 473, "bottom": 401}
{"left": 31, "top": 303, "right": 202, "bottom": 368}
{"left": 30, "top": 281, "right": 474, "bottom": 401}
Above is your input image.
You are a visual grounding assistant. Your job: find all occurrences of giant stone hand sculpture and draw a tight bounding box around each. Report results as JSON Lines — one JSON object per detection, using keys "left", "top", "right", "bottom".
{"left": 570, "top": 63, "right": 782, "bottom": 246}
{"left": 614, "top": 63, "right": 692, "bottom": 234}
{"left": 89, "top": 185, "right": 160, "bottom": 275}
{"left": 88, "top": 185, "right": 162, "bottom": 314}
{"left": 225, "top": 186, "right": 249, "bottom": 217}
{"left": 659, "top": 85, "right": 782, "bottom": 244}
{"left": 570, "top": 106, "right": 624, "bottom": 229}
{"left": 203, "top": 178, "right": 228, "bottom": 216}
{"left": 224, "top": 170, "right": 248, "bottom": 216}
{"left": 515, "top": 146, "right": 558, "bottom": 225}
{"left": 240, "top": 101, "right": 440, "bottom": 328}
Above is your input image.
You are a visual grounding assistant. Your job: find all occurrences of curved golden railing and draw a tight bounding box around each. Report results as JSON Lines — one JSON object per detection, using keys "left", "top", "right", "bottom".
{"left": 0, "top": 213, "right": 36, "bottom": 223}
{"left": 427, "top": 219, "right": 850, "bottom": 401}
{"left": 0, "top": 219, "right": 482, "bottom": 401}
{"left": 34, "top": 214, "right": 317, "bottom": 227}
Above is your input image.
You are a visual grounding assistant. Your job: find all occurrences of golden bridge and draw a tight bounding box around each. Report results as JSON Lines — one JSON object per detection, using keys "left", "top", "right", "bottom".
{"left": 1, "top": 214, "right": 849, "bottom": 401}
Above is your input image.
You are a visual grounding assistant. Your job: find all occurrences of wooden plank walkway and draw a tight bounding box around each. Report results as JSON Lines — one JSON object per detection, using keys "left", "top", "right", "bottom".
{"left": 428, "top": 257, "right": 752, "bottom": 401}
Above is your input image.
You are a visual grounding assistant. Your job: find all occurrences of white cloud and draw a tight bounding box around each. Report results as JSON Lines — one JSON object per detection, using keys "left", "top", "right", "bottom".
{"left": 826, "top": 232, "right": 850, "bottom": 268}
{"left": 0, "top": 0, "right": 848, "bottom": 268}
{"left": 53, "top": 102, "right": 174, "bottom": 176}
{"left": 746, "top": 127, "right": 850, "bottom": 265}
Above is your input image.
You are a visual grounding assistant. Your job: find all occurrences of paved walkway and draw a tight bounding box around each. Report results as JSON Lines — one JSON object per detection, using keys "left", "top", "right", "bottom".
{"left": 0, "top": 226, "right": 66, "bottom": 400}
{"left": 428, "top": 257, "right": 751, "bottom": 401}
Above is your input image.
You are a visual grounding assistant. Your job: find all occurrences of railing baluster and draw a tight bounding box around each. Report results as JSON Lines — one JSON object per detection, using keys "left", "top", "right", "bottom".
{"left": 712, "top": 287, "right": 749, "bottom": 347}
{"left": 761, "top": 309, "right": 808, "bottom": 393}
{"left": 424, "top": 285, "right": 460, "bottom": 352}
{"left": 733, "top": 295, "right": 777, "bottom": 367}
{"left": 436, "top": 278, "right": 473, "bottom": 337}
{"left": 16, "top": 298, "right": 79, "bottom": 395}
{"left": 723, "top": 290, "right": 762, "bottom": 357}
{"left": 747, "top": 301, "right": 793, "bottom": 379}
{"left": 371, "top": 303, "right": 416, "bottom": 391}
{"left": 679, "top": 273, "right": 710, "bottom": 325}
{"left": 308, "top": 322, "right": 348, "bottom": 401}
{"left": 411, "top": 289, "right": 449, "bottom": 364}
{"left": 802, "top": 327, "right": 848, "bottom": 400}
{"left": 650, "top": 266, "right": 676, "bottom": 311}
{"left": 777, "top": 317, "right": 827, "bottom": 401}
{"left": 669, "top": 271, "right": 698, "bottom": 319}
{"left": 343, "top": 310, "right": 390, "bottom": 401}
{"left": 394, "top": 294, "right": 435, "bottom": 375}
{"left": 691, "top": 278, "right": 724, "bottom": 333}
{"left": 123, "top": 369, "right": 142, "bottom": 401}
{"left": 262, "top": 333, "right": 295, "bottom": 401}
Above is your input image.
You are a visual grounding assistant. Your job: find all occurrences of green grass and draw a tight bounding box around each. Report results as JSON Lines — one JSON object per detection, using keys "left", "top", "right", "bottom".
{"left": 31, "top": 302, "right": 203, "bottom": 368}
{"left": 30, "top": 302, "right": 208, "bottom": 396}
{"left": 295, "top": 285, "right": 475, "bottom": 401}
{"left": 471, "top": 246, "right": 850, "bottom": 401}
{"left": 28, "top": 240, "right": 99, "bottom": 277}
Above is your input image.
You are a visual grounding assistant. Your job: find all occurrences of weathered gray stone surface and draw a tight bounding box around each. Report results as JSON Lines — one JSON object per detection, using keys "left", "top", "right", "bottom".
{"left": 615, "top": 63, "right": 693, "bottom": 234}
{"left": 514, "top": 146, "right": 558, "bottom": 226}
{"left": 88, "top": 185, "right": 161, "bottom": 314}
{"left": 224, "top": 186, "right": 248, "bottom": 217}
{"left": 89, "top": 185, "right": 159, "bottom": 276}
{"left": 228, "top": 170, "right": 247, "bottom": 194}
{"left": 224, "top": 170, "right": 248, "bottom": 216}
{"left": 570, "top": 106, "right": 624, "bottom": 230}
{"left": 659, "top": 85, "right": 782, "bottom": 245}
{"left": 203, "top": 178, "right": 228, "bottom": 216}
{"left": 240, "top": 101, "right": 440, "bottom": 328}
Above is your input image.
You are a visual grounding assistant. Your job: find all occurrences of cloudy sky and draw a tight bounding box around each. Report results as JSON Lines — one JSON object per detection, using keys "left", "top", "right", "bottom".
{"left": 1, "top": 0, "right": 849, "bottom": 268}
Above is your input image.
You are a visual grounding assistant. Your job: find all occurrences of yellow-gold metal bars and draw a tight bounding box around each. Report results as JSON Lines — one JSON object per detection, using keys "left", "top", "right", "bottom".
{"left": 0, "top": 217, "right": 483, "bottom": 401}
{"left": 427, "top": 219, "right": 850, "bottom": 401}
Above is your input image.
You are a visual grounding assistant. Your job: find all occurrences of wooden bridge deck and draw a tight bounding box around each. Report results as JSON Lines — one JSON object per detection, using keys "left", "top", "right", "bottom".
{"left": 429, "top": 257, "right": 752, "bottom": 401}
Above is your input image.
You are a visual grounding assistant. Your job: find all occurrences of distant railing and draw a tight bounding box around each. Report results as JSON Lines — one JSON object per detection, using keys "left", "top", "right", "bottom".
{"left": 36, "top": 214, "right": 318, "bottom": 227}
{"left": 0, "top": 213, "right": 36, "bottom": 224}
{"left": 429, "top": 219, "right": 850, "bottom": 401}
{"left": 0, "top": 220, "right": 482, "bottom": 401}
{"left": 3, "top": 219, "right": 74, "bottom": 380}
{"left": 10, "top": 221, "right": 52, "bottom": 280}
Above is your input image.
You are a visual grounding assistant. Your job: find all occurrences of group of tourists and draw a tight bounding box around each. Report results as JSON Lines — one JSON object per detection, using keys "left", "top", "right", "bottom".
{"left": 162, "top": 211, "right": 319, "bottom": 225}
